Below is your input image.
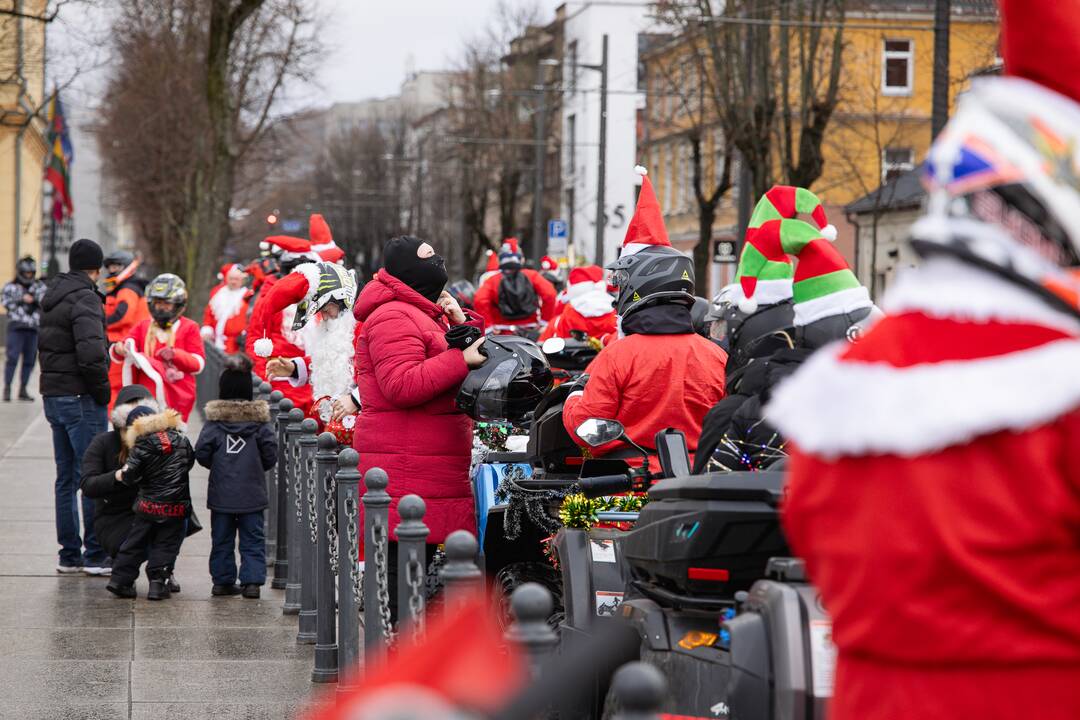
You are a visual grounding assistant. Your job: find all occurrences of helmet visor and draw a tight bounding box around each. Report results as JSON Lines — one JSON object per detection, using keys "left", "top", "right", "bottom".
{"left": 474, "top": 358, "right": 518, "bottom": 422}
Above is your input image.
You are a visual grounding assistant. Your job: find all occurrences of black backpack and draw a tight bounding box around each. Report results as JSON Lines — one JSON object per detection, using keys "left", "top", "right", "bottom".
{"left": 497, "top": 270, "right": 539, "bottom": 321}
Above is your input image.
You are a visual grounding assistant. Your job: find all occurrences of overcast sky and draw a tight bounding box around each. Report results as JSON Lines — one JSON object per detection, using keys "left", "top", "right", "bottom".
{"left": 51, "top": 0, "right": 566, "bottom": 114}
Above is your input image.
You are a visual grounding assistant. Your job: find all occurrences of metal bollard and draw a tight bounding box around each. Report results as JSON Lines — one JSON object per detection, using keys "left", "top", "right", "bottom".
{"left": 271, "top": 397, "right": 293, "bottom": 589}
{"left": 440, "top": 530, "right": 483, "bottom": 609}
{"left": 282, "top": 407, "right": 305, "bottom": 615}
{"left": 297, "top": 418, "right": 319, "bottom": 644}
{"left": 505, "top": 583, "right": 559, "bottom": 676}
{"left": 265, "top": 389, "right": 283, "bottom": 566}
{"left": 361, "top": 467, "right": 392, "bottom": 660}
{"left": 257, "top": 381, "right": 271, "bottom": 404}
{"left": 312, "top": 432, "right": 339, "bottom": 684}
{"left": 395, "top": 495, "right": 430, "bottom": 637}
{"left": 612, "top": 662, "right": 667, "bottom": 720}
{"left": 335, "top": 448, "right": 362, "bottom": 692}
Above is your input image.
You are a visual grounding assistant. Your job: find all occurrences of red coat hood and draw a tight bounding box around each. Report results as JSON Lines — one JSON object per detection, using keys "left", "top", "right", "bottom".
{"left": 355, "top": 270, "right": 444, "bottom": 323}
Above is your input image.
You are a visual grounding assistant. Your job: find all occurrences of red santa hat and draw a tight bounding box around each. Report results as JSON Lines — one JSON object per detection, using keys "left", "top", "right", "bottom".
{"left": 308, "top": 214, "right": 345, "bottom": 263}
{"left": 252, "top": 263, "right": 357, "bottom": 358}
{"left": 561, "top": 264, "right": 607, "bottom": 302}
{"left": 261, "top": 234, "right": 312, "bottom": 258}
{"left": 1000, "top": 0, "right": 1080, "bottom": 105}
{"left": 620, "top": 166, "right": 672, "bottom": 257}
{"left": 317, "top": 245, "right": 345, "bottom": 263}
{"left": 216, "top": 263, "right": 239, "bottom": 281}
{"left": 484, "top": 249, "right": 499, "bottom": 272}
{"left": 540, "top": 255, "right": 558, "bottom": 272}
{"left": 498, "top": 237, "right": 524, "bottom": 268}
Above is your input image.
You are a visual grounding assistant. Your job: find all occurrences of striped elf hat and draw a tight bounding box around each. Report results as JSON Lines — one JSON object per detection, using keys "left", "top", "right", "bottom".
{"left": 736, "top": 186, "right": 837, "bottom": 313}
{"left": 743, "top": 219, "right": 871, "bottom": 327}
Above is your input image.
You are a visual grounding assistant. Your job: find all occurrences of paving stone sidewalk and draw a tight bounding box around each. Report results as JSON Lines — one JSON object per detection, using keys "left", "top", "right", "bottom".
{"left": 0, "top": 388, "right": 322, "bottom": 719}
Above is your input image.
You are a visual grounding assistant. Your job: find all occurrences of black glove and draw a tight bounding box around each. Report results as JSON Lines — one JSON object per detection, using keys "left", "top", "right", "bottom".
{"left": 445, "top": 324, "right": 483, "bottom": 351}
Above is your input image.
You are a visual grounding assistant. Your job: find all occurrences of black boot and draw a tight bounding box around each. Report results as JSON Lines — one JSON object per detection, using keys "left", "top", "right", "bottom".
{"left": 242, "top": 584, "right": 261, "bottom": 599}
{"left": 147, "top": 579, "right": 171, "bottom": 601}
{"left": 212, "top": 583, "right": 241, "bottom": 597}
{"left": 106, "top": 582, "right": 136, "bottom": 598}
{"left": 2, "top": 387, "right": 10, "bottom": 402}
{"left": 17, "top": 386, "right": 33, "bottom": 402}
{"left": 167, "top": 575, "right": 181, "bottom": 593}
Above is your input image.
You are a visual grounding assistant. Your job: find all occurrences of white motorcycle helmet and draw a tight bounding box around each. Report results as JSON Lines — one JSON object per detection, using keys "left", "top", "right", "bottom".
{"left": 914, "top": 74, "right": 1080, "bottom": 318}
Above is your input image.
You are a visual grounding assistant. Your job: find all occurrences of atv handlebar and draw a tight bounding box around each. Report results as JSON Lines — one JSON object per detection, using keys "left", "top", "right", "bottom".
{"left": 575, "top": 474, "right": 635, "bottom": 498}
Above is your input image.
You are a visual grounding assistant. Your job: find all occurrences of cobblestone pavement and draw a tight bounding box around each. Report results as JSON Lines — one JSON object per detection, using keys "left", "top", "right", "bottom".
{"left": 0, "top": 384, "right": 323, "bottom": 719}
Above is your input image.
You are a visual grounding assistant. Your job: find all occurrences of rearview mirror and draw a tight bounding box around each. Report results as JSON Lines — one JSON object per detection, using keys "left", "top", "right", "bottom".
{"left": 541, "top": 337, "right": 566, "bottom": 354}
{"left": 575, "top": 418, "right": 625, "bottom": 447}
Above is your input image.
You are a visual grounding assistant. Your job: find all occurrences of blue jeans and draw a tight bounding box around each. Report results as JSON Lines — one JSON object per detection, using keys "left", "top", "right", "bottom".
{"left": 5, "top": 326, "right": 37, "bottom": 389}
{"left": 43, "top": 395, "right": 108, "bottom": 566}
{"left": 209, "top": 510, "right": 266, "bottom": 586}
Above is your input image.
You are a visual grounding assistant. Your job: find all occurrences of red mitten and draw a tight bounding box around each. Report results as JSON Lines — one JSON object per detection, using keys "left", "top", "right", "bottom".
{"left": 157, "top": 346, "right": 176, "bottom": 363}
{"left": 164, "top": 366, "right": 184, "bottom": 383}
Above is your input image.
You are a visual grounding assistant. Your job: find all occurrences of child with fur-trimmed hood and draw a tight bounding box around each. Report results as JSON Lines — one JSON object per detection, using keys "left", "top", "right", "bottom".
{"left": 107, "top": 403, "right": 195, "bottom": 600}
{"left": 195, "top": 355, "right": 277, "bottom": 598}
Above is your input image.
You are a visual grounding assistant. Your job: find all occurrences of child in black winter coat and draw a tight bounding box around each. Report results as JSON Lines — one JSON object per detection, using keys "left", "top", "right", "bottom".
{"left": 107, "top": 405, "right": 195, "bottom": 600}
{"left": 195, "top": 355, "right": 277, "bottom": 599}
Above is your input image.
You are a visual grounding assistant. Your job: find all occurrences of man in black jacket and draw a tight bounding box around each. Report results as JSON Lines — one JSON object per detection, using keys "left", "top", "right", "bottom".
{"left": 39, "top": 238, "right": 112, "bottom": 575}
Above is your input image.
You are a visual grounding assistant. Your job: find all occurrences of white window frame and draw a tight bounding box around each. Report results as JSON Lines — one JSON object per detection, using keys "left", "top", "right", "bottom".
{"left": 881, "top": 38, "right": 913, "bottom": 96}
{"left": 882, "top": 147, "right": 915, "bottom": 183}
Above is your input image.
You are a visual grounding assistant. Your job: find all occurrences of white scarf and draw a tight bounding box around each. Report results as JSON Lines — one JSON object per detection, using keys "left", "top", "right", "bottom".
{"left": 208, "top": 286, "right": 247, "bottom": 348}
{"left": 302, "top": 312, "right": 357, "bottom": 399}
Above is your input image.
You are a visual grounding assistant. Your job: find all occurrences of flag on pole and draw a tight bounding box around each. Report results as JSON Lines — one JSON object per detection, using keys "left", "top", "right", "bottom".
{"left": 43, "top": 89, "right": 74, "bottom": 222}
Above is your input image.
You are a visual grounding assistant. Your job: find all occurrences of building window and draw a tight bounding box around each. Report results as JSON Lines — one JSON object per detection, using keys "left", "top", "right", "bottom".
{"left": 882, "top": 147, "right": 915, "bottom": 183}
{"left": 567, "top": 114, "right": 576, "bottom": 177}
{"left": 882, "top": 39, "right": 913, "bottom": 95}
{"left": 567, "top": 41, "right": 578, "bottom": 95}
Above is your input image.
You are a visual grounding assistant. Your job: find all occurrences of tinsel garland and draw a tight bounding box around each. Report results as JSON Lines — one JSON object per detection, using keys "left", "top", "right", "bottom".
{"left": 558, "top": 492, "right": 647, "bottom": 529}
{"left": 495, "top": 464, "right": 570, "bottom": 540}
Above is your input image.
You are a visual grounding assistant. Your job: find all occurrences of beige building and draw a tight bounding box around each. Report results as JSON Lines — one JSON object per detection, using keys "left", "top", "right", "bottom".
{"left": 0, "top": 1, "right": 48, "bottom": 282}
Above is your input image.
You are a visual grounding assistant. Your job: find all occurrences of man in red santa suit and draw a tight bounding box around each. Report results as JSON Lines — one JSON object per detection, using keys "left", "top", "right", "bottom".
{"left": 245, "top": 235, "right": 319, "bottom": 412}
{"left": 766, "top": 2, "right": 1080, "bottom": 717}
{"left": 473, "top": 238, "right": 557, "bottom": 334}
{"left": 200, "top": 263, "right": 251, "bottom": 353}
{"left": 538, "top": 265, "right": 616, "bottom": 342}
{"left": 109, "top": 273, "right": 205, "bottom": 421}
{"left": 256, "top": 261, "right": 361, "bottom": 421}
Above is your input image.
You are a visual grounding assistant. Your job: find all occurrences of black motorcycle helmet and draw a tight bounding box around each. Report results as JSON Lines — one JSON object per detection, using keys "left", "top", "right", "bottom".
{"left": 104, "top": 250, "right": 135, "bottom": 276}
{"left": 690, "top": 296, "right": 711, "bottom": 337}
{"left": 724, "top": 300, "right": 796, "bottom": 373}
{"left": 146, "top": 273, "right": 187, "bottom": 328}
{"left": 15, "top": 256, "right": 36, "bottom": 286}
{"left": 797, "top": 305, "right": 879, "bottom": 350}
{"left": 605, "top": 245, "right": 694, "bottom": 319}
{"left": 456, "top": 335, "right": 553, "bottom": 425}
{"left": 447, "top": 279, "right": 476, "bottom": 310}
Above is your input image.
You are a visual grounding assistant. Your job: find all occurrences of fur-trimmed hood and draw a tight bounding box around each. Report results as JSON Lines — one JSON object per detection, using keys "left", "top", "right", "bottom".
{"left": 124, "top": 409, "right": 184, "bottom": 447}
{"left": 111, "top": 399, "right": 161, "bottom": 431}
{"left": 204, "top": 399, "right": 270, "bottom": 424}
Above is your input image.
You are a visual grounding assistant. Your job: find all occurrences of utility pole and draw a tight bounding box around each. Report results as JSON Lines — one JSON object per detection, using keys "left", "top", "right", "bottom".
{"left": 593, "top": 34, "right": 609, "bottom": 266}
{"left": 531, "top": 59, "right": 556, "bottom": 263}
{"left": 931, "top": 0, "right": 951, "bottom": 138}
{"left": 735, "top": 13, "right": 753, "bottom": 257}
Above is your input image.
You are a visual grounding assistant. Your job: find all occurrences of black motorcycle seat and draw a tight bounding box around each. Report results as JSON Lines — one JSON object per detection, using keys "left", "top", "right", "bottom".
{"left": 648, "top": 471, "right": 785, "bottom": 506}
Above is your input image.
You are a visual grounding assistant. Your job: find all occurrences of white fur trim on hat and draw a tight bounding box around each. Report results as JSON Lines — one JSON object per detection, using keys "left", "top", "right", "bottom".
{"left": 294, "top": 262, "right": 321, "bottom": 303}
{"left": 793, "top": 285, "right": 872, "bottom": 327}
{"left": 621, "top": 242, "right": 652, "bottom": 256}
{"left": 766, "top": 336, "right": 1080, "bottom": 458}
{"left": 743, "top": 279, "right": 793, "bottom": 308}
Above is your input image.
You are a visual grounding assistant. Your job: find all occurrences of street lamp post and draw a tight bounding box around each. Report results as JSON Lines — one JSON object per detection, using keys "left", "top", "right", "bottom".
{"left": 531, "top": 58, "right": 561, "bottom": 263}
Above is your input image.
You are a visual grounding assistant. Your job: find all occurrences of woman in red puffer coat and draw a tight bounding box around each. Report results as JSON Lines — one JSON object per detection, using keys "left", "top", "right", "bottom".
{"left": 352, "top": 236, "right": 487, "bottom": 567}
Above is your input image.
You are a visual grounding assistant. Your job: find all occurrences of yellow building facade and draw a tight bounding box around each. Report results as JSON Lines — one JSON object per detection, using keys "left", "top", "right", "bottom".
{"left": 642, "top": 6, "right": 999, "bottom": 296}
{"left": 0, "top": 1, "right": 48, "bottom": 284}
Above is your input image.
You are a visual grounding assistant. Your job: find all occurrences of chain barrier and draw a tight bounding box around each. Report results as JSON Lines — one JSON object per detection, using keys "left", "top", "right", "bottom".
{"left": 370, "top": 517, "right": 396, "bottom": 644}
{"left": 293, "top": 440, "right": 303, "bottom": 524}
{"left": 406, "top": 553, "right": 426, "bottom": 632}
{"left": 425, "top": 548, "right": 446, "bottom": 600}
{"left": 324, "top": 468, "right": 339, "bottom": 576}
{"left": 306, "top": 452, "right": 318, "bottom": 546}
{"left": 344, "top": 494, "right": 362, "bottom": 609}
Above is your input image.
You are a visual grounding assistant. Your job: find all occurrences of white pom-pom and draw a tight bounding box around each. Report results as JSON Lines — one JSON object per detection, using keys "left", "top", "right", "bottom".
{"left": 738, "top": 295, "right": 758, "bottom": 314}
{"left": 200, "top": 325, "right": 214, "bottom": 340}
{"left": 634, "top": 165, "right": 648, "bottom": 177}
{"left": 820, "top": 224, "right": 838, "bottom": 242}
{"left": 253, "top": 337, "right": 274, "bottom": 358}
{"left": 259, "top": 241, "right": 269, "bottom": 251}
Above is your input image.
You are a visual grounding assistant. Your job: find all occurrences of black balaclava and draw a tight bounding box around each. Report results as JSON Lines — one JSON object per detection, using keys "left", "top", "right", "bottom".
{"left": 383, "top": 236, "right": 447, "bottom": 302}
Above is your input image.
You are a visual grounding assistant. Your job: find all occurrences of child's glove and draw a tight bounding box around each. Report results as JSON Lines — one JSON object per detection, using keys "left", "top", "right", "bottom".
{"left": 164, "top": 367, "right": 184, "bottom": 383}
{"left": 157, "top": 346, "right": 175, "bottom": 362}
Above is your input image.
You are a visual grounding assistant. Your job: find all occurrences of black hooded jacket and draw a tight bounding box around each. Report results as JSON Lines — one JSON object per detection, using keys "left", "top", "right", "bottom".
{"left": 38, "top": 271, "right": 110, "bottom": 404}
{"left": 120, "top": 409, "right": 195, "bottom": 518}
{"left": 693, "top": 346, "right": 811, "bottom": 473}
{"left": 195, "top": 399, "right": 277, "bottom": 513}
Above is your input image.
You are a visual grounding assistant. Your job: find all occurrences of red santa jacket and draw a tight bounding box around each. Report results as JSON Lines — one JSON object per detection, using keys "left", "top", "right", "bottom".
{"left": 538, "top": 299, "right": 617, "bottom": 342}
{"left": 474, "top": 269, "right": 557, "bottom": 329}
{"left": 245, "top": 273, "right": 312, "bottom": 413}
{"left": 766, "top": 259, "right": 1080, "bottom": 720}
{"left": 201, "top": 283, "right": 251, "bottom": 354}
{"left": 563, "top": 331, "right": 727, "bottom": 454}
{"left": 110, "top": 316, "right": 205, "bottom": 421}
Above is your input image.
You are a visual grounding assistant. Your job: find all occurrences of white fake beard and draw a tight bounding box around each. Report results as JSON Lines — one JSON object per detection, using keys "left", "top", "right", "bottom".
{"left": 303, "top": 312, "right": 357, "bottom": 399}
{"left": 281, "top": 304, "right": 304, "bottom": 349}
{"left": 208, "top": 286, "right": 246, "bottom": 345}
{"left": 568, "top": 289, "right": 614, "bottom": 318}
